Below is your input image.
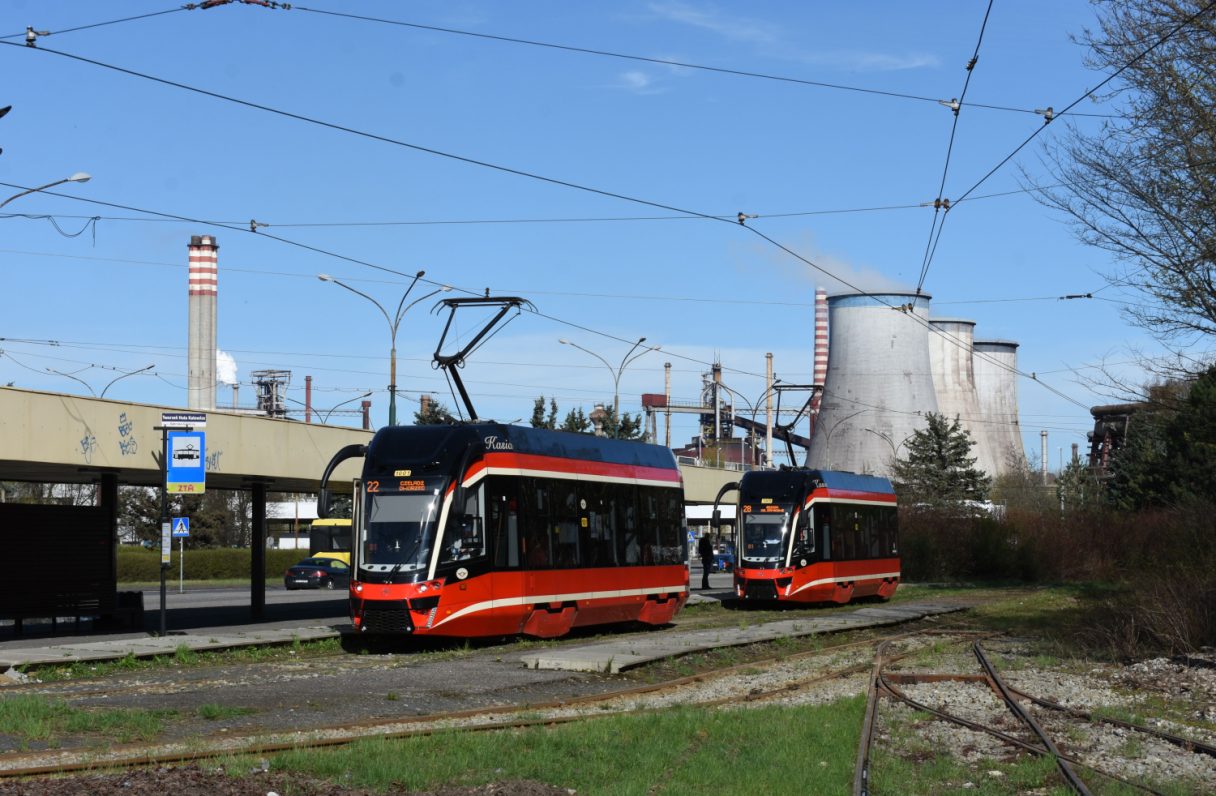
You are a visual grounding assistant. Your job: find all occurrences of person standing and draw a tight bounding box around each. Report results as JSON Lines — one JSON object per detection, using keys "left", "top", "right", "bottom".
{"left": 697, "top": 534, "right": 714, "bottom": 590}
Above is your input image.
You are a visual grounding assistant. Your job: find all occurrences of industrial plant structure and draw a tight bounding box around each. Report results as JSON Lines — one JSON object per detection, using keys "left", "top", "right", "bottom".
{"left": 187, "top": 234, "right": 218, "bottom": 411}
{"left": 803, "top": 291, "right": 1025, "bottom": 480}
{"left": 806, "top": 292, "right": 939, "bottom": 475}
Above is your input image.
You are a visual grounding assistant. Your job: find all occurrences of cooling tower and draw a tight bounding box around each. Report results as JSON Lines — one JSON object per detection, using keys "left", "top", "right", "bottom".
{"left": 187, "top": 234, "right": 218, "bottom": 410}
{"left": 928, "top": 318, "right": 994, "bottom": 476}
{"left": 806, "top": 292, "right": 938, "bottom": 477}
{"left": 972, "top": 339, "right": 1025, "bottom": 476}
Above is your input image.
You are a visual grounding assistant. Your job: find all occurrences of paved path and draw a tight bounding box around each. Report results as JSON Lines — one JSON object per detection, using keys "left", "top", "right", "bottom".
{"left": 0, "top": 593, "right": 962, "bottom": 677}
{"left": 519, "top": 601, "right": 964, "bottom": 673}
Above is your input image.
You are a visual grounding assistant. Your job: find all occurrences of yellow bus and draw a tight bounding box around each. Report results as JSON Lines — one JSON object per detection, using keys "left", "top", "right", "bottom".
{"left": 309, "top": 517, "right": 351, "bottom": 565}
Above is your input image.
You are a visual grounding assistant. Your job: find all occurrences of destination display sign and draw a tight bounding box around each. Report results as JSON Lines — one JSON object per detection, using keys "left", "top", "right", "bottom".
{"left": 161, "top": 411, "right": 207, "bottom": 429}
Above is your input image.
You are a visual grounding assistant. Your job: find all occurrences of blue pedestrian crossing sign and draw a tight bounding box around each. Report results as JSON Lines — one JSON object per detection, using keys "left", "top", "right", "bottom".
{"left": 171, "top": 517, "right": 190, "bottom": 538}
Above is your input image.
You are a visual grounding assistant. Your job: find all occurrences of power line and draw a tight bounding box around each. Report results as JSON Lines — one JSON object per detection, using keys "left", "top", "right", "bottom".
{"left": 1, "top": 6, "right": 191, "bottom": 41}
{"left": 916, "top": 0, "right": 994, "bottom": 294}
{"left": 912, "top": 0, "right": 1216, "bottom": 298}
{"left": 289, "top": 5, "right": 1118, "bottom": 119}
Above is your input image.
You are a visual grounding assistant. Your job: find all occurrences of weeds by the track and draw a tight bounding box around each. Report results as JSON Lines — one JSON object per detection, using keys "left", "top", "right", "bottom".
{"left": 0, "top": 695, "right": 174, "bottom": 747}
{"left": 253, "top": 701, "right": 865, "bottom": 794}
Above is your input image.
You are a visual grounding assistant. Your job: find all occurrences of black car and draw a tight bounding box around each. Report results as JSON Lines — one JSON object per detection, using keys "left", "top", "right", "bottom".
{"left": 283, "top": 556, "right": 351, "bottom": 590}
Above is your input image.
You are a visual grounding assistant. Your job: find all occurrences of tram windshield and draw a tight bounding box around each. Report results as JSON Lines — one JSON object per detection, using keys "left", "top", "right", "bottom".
{"left": 360, "top": 490, "right": 442, "bottom": 575}
{"left": 740, "top": 503, "right": 790, "bottom": 567}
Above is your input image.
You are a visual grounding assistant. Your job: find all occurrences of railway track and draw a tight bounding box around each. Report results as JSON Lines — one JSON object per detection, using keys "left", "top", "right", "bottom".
{"left": 853, "top": 637, "right": 1216, "bottom": 795}
{"left": 0, "top": 626, "right": 968, "bottom": 780}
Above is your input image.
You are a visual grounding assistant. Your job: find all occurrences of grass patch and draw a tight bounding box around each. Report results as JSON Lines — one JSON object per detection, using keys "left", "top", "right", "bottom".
{"left": 0, "top": 695, "right": 173, "bottom": 746}
{"left": 28, "top": 637, "right": 344, "bottom": 682}
{"left": 258, "top": 700, "right": 863, "bottom": 794}
{"left": 197, "top": 704, "right": 257, "bottom": 721}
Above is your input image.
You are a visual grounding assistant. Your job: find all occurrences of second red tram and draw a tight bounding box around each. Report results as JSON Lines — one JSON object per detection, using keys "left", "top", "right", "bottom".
{"left": 319, "top": 423, "right": 688, "bottom": 639}
{"left": 715, "top": 469, "right": 899, "bottom": 604}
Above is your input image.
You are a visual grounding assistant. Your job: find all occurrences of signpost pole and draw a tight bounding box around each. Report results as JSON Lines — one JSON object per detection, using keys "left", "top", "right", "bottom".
{"left": 179, "top": 538, "right": 184, "bottom": 593}
{"left": 159, "top": 426, "right": 169, "bottom": 637}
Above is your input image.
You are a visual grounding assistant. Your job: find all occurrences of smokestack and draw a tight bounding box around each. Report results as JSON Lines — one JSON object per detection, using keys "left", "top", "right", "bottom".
{"left": 1041, "top": 429, "right": 1048, "bottom": 484}
{"left": 765, "top": 352, "right": 774, "bottom": 468}
{"left": 1071, "top": 442, "right": 1079, "bottom": 464}
{"left": 305, "top": 375, "right": 312, "bottom": 424}
{"left": 811, "top": 287, "right": 828, "bottom": 436}
{"left": 807, "top": 292, "right": 938, "bottom": 476}
{"left": 361, "top": 399, "right": 371, "bottom": 430}
{"left": 187, "top": 235, "right": 218, "bottom": 410}
{"left": 664, "top": 362, "right": 671, "bottom": 448}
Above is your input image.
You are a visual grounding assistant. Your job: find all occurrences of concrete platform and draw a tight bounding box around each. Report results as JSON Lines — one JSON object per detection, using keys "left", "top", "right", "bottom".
{"left": 0, "top": 625, "right": 341, "bottom": 671}
{"left": 519, "top": 601, "right": 964, "bottom": 673}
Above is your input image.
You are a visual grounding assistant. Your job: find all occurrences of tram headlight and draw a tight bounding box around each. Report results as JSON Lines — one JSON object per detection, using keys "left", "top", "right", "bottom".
{"left": 354, "top": 584, "right": 364, "bottom": 593}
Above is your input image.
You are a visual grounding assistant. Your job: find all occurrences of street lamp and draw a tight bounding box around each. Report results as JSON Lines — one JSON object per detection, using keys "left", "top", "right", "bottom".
{"left": 100, "top": 364, "right": 154, "bottom": 398}
{"left": 558, "top": 336, "right": 658, "bottom": 438}
{"left": 319, "top": 272, "right": 451, "bottom": 426}
{"left": 0, "top": 171, "right": 91, "bottom": 210}
{"left": 321, "top": 391, "right": 374, "bottom": 424}
{"left": 718, "top": 380, "right": 783, "bottom": 468}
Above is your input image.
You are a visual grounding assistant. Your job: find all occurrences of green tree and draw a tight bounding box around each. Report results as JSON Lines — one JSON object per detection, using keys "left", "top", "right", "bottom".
{"left": 118, "top": 485, "right": 161, "bottom": 544}
{"left": 597, "top": 403, "right": 646, "bottom": 440}
{"left": 1114, "top": 365, "right": 1216, "bottom": 508}
{"left": 1056, "top": 458, "right": 1104, "bottom": 512}
{"left": 414, "top": 397, "right": 456, "bottom": 425}
{"left": 1032, "top": 0, "right": 1216, "bottom": 369}
{"left": 530, "top": 396, "right": 559, "bottom": 429}
{"left": 891, "top": 413, "right": 991, "bottom": 507}
{"left": 560, "top": 407, "right": 591, "bottom": 433}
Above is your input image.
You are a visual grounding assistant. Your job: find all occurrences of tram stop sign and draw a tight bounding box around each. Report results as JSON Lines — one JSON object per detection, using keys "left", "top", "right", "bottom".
{"left": 166, "top": 430, "right": 206, "bottom": 494}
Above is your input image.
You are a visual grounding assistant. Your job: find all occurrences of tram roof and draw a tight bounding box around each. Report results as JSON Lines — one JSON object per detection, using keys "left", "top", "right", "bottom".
{"left": 366, "top": 422, "right": 680, "bottom": 471}
{"left": 742, "top": 468, "right": 895, "bottom": 496}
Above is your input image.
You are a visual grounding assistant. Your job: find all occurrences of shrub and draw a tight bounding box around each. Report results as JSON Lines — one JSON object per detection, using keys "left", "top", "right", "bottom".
{"left": 118, "top": 547, "right": 304, "bottom": 582}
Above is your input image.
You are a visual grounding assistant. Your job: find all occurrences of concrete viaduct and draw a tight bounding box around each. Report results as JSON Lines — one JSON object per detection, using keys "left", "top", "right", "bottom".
{"left": 0, "top": 387, "right": 738, "bottom": 624}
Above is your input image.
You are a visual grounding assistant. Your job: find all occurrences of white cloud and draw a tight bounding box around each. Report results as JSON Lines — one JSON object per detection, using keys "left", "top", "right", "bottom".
{"left": 649, "top": 1, "right": 779, "bottom": 45}
{"left": 216, "top": 349, "right": 238, "bottom": 385}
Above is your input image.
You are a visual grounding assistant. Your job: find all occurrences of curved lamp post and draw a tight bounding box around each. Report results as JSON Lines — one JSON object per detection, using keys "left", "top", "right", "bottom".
{"left": 319, "top": 272, "right": 450, "bottom": 426}
{"left": 863, "top": 427, "right": 913, "bottom": 467}
{"left": 100, "top": 364, "right": 154, "bottom": 398}
{"left": 321, "top": 391, "right": 374, "bottom": 424}
{"left": 558, "top": 336, "right": 658, "bottom": 438}
{"left": 0, "top": 171, "right": 91, "bottom": 210}
{"left": 718, "top": 380, "right": 783, "bottom": 468}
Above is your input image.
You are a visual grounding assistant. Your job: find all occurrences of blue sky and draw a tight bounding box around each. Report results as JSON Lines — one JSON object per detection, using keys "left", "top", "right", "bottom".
{"left": 0, "top": 1, "right": 1164, "bottom": 469}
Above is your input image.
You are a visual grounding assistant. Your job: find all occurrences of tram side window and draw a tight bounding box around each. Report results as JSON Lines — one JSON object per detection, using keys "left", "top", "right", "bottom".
{"left": 488, "top": 477, "right": 520, "bottom": 569}
{"left": 548, "top": 480, "right": 581, "bottom": 568}
{"left": 616, "top": 491, "right": 641, "bottom": 565}
{"left": 660, "top": 490, "right": 684, "bottom": 564}
{"left": 441, "top": 486, "right": 485, "bottom": 563}
{"left": 521, "top": 477, "right": 552, "bottom": 568}
{"left": 638, "top": 488, "right": 662, "bottom": 565}
{"left": 815, "top": 505, "right": 832, "bottom": 560}
{"left": 794, "top": 507, "right": 814, "bottom": 560}
{"left": 582, "top": 483, "right": 618, "bottom": 567}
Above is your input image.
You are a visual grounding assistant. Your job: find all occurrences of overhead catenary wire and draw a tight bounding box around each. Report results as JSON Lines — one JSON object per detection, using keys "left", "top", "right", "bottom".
{"left": 914, "top": 0, "right": 1216, "bottom": 295}
{"left": 915, "top": 0, "right": 994, "bottom": 294}
{"left": 288, "top": 5, "right": 1118, "bottom": 119}
{"left": 2, "top": 32, "right": 1108, "bottom": 409}
{"left": 0, "top": 6, "right": 191, "bottom": 41}
{"left": 0, "top": 172, "right": 1091, "bottom": 410}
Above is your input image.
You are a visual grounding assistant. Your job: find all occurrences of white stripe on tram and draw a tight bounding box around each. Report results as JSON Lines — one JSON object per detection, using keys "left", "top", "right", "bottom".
{"left": 429, "top": 583, "right": 687, "bottom": 630}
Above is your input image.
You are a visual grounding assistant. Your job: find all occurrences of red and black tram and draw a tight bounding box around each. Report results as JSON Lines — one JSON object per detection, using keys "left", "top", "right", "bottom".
{"left": 714, "top": 469, "right": 899, "bottom": 604}
{"left": 319, "top": 423, "right": 688, "bottom": 639}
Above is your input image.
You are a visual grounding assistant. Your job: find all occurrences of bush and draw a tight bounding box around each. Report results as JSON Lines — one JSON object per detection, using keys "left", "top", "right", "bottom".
{"left": 118, "top": 547, "right": 304, "bottom": 582}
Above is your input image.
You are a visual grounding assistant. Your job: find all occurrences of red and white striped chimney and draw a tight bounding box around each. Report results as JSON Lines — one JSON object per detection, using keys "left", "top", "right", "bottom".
{"left": 187, "top": 235, "right": 218, "bottom": 410}
{"left": 810, "top": 287, "right": 828, "bottom": 434}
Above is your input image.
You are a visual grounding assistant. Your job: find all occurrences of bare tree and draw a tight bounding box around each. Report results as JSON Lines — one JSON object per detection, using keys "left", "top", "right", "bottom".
{"left": 1031, "top": 0, "right": 1216, "bottom": 375}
